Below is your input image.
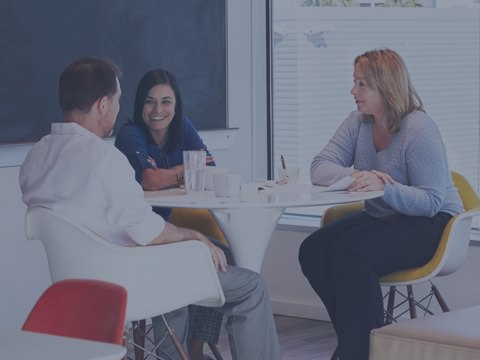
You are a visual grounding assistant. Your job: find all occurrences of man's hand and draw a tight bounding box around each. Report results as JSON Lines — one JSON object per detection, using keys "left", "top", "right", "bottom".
{"left": 198, "top": 237, "right": 227, "bottom": 272}
{"left": 148, "top": 222, "right": 228, "bottom": 272}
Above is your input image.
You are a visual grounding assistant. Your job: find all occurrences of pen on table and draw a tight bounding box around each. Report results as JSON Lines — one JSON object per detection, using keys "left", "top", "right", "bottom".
{"left": 258, "top": 184, "right": 275, "bottom": 190}
{"left": 280, "top": 155, "right": 286, "bottom": 169}
{"left": 136, "top": 151, "right": 158, "bottom": 169}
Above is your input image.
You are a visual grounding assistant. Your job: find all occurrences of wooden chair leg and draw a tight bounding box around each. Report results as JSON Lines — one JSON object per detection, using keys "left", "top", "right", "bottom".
{"left": 122, "top": 328, "right": 129, "bottom": 360}
{"left": 385, "top": 286, "right": 396, "bottom": 324}
{"left": 161, "top": 314, "right": 190, "bottom": 360}
{"left": 407, "top": 285, "right": 417, "bottom": 319}
{"left": 208, "top": 343, "right": 224, "bottom": 360}
{"left": 132, "top": 319, "right": 146, "bottom": 360}
{"left": 431, "top": 283, "right": 450, "bottom": 312}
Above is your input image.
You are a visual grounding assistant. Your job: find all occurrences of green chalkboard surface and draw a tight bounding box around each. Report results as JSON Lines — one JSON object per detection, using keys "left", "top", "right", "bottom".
{"left": 0, "top": 0, "right": 227, "bottom": 144}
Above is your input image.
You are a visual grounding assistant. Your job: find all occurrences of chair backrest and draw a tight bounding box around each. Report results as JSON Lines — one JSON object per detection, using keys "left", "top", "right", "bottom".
{"left": 381, "top": 171, "right": 480, "bottom": 284}
{"left": 320, "top": 201, "right": 364, "bottom": 227}
{"left": 25, "top": 206, "right": 225, "bottom": 322}
{"left": 437, "top": 171, "right": 480, "bottom": 275}
{"left": 169, "top": 208, "right": 228, "bottom": 245}
{"left": 22, "top": 279, "right": 127, "bottom": 345}
{"left": 452, "top": 171, "right": 480, "bottom": 211}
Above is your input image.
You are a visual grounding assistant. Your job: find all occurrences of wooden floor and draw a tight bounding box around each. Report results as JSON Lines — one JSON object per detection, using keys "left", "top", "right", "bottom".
{"left": 127, "top": 315, "right": 337, "bottom": 360}
{"left": 204, "top": 315, "right": 337, "bottom": 360}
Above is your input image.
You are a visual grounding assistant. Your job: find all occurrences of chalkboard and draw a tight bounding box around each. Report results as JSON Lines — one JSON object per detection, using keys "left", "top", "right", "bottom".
{"left": 0, "top": 0, "right": 227, "bottom": 144}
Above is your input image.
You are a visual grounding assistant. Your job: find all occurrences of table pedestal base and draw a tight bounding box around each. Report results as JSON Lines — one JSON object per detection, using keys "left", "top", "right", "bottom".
{"left": 210, "top": 207, "right": 284, "bottom": 273}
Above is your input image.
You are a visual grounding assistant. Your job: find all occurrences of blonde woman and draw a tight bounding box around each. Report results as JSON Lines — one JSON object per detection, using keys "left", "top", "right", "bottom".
{"left": 299, "top": 48, "right": 463, "bottom": 360}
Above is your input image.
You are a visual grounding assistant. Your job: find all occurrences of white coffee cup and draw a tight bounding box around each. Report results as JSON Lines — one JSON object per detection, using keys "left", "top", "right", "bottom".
{"left": 204, "top": 166, "right": 227, "bottom": 191}
{"left": 213, "top": 172, "right": 241, "bottom": 198}
{"left": 277, "top": 167, "right": 300, "bottom": 185}
{"left": 183, "top": 150, "right": 206, "bottom": 193}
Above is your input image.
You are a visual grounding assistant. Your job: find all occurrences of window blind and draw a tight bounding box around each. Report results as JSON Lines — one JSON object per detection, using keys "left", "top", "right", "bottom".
{"left": 272, "top": 7, "right": 480, "bottom": 216}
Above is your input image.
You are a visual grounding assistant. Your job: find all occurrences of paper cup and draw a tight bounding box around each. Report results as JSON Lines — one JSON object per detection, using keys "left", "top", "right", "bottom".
{"left": 213, "top": 172, "right": 241, "bottom": 198}
{"left": 277, "top": 167, "right": 300, "bottom": 185}
{"left": 205, "top": 166, "right": 227, "bottom": 191}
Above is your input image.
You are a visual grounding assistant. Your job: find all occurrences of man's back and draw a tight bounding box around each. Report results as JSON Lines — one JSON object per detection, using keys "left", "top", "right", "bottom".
{"left": 20, "top": 122, "right": 163, "bottom": 246}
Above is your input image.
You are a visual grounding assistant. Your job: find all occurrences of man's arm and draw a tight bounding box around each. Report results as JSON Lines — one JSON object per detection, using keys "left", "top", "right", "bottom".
{"left": 148, "top": 222, "right": 227, "bottom": 272}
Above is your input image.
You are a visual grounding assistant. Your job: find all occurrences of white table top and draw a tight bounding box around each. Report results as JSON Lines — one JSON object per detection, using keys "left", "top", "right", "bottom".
{"left": 145, "top": 182, "right": 384, "bottom": 272}
{"left": 0, "top": 330, "right": 126, "bottom": 360}
{"left": 144, "top": 183, "right": 384, "bottom": 209}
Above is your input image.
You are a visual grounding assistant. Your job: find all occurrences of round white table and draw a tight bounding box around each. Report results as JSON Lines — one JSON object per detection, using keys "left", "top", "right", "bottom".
{"left": 0, "top": 330, "right": 126, "bottom": 360}
{"left": 145, "top": 184, "right": 383, "bottom": 272}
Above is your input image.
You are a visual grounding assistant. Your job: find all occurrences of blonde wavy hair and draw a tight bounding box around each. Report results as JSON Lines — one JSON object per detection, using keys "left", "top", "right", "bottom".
{"left": 354, "top": 48, "right": 424, "bottom": 132}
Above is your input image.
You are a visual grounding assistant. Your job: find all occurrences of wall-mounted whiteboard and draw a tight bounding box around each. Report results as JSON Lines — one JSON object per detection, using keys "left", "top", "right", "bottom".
{"left": 0, "top": 0, "right": 227, "bottom": 144}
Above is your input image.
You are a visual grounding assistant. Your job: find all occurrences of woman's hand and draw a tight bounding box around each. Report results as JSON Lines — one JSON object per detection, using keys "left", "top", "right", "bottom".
{"left": 349, "top": 170, "right": 394, "bottom": 192}
{"left": 371, "top": 170, "right": 394, "bottom": 185}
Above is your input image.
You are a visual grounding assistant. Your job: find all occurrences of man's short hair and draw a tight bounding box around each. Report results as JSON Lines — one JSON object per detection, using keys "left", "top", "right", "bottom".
{"left": 59, "top": 57, "right": 122, "bottom": 113}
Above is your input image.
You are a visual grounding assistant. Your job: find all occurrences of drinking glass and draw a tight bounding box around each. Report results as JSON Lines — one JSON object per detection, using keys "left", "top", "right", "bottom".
{"left": 183, "top": 150, "right": 206, "bottom": 192}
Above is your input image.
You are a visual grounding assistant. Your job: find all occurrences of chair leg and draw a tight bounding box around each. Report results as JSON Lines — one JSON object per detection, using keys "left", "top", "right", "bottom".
{"left": 161, "top": 314, "right": 190, "bottom": 360}
{"left": 431, "top": 283, "right": 450, "bottom": 312}
{"left": 407, "top": 285, "right": 417, "bottom": 319}
{"left": 208, "top": 343, "right": 224, "bottom": 360}
{"left": 385, "top": 286, "right": 396, "bottom": 324}
{"left": 122, "top": 328, "right": 129, "bottom": 360}
{"left": 132, "top": 319, "right": 146, "bottom": 360}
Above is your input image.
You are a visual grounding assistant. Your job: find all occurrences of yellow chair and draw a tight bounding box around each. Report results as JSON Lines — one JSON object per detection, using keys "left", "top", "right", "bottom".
{"left": 170, "top": 208, "right": 227, "bottom": 360}
{"left": 169, "top": 208, "right": 228, "bottom": 246}
{"left": 321, "top": 171, "right": 480, "bottom": 323}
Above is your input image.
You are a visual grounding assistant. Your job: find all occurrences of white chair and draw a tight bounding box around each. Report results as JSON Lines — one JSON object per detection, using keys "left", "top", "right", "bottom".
{"left": 25, "top": 206, "right": 225, "bottom": 360}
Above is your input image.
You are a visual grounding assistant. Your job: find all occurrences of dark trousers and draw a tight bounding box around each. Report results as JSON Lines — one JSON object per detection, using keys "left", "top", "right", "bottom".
{"left": 298, "top": 211, "right": 451, "bottom": 360}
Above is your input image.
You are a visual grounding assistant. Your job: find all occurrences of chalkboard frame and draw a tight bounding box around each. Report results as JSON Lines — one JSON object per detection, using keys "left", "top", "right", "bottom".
{"left": 0, "top": 0, "right": 228, "bottom": 145}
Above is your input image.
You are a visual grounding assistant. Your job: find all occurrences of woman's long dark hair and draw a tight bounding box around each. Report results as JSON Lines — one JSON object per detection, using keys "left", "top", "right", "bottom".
{"left": 132, "top": 69, "right": 184, "bottom": 151}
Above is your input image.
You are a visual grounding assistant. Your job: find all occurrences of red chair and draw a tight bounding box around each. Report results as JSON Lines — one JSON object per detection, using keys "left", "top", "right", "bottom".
{"left": 22, "top": 279, "right": 127, "bottom": 345}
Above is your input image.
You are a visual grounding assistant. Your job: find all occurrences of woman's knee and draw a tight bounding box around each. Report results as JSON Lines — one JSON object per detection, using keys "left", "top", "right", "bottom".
{"left": 298, "top": 232, "right": 328, "bottom": 276}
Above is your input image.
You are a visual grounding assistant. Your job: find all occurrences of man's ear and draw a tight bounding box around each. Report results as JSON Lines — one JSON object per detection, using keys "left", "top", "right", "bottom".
{"left": 97, "top": 96, "right": 108, "bottom": 115}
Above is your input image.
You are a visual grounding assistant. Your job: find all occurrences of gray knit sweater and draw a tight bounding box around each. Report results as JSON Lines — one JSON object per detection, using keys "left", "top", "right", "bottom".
{"left": 311, "top": 110, "right": 464, "bottom": 218}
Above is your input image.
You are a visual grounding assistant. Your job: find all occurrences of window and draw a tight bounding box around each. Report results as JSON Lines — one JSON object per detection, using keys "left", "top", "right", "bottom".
{"left": 270, "top": 0, "right": 480, "bottom": 218}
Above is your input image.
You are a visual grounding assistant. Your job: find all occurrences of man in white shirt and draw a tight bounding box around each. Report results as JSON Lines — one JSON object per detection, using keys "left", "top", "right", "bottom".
{"left": 19, "top": 57, "right": 281, "bottom": 360}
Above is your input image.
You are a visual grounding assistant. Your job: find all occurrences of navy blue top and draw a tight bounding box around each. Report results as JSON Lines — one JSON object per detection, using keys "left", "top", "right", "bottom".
{"left": 115, "top": 117, "right": 212, "bottom": 219}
